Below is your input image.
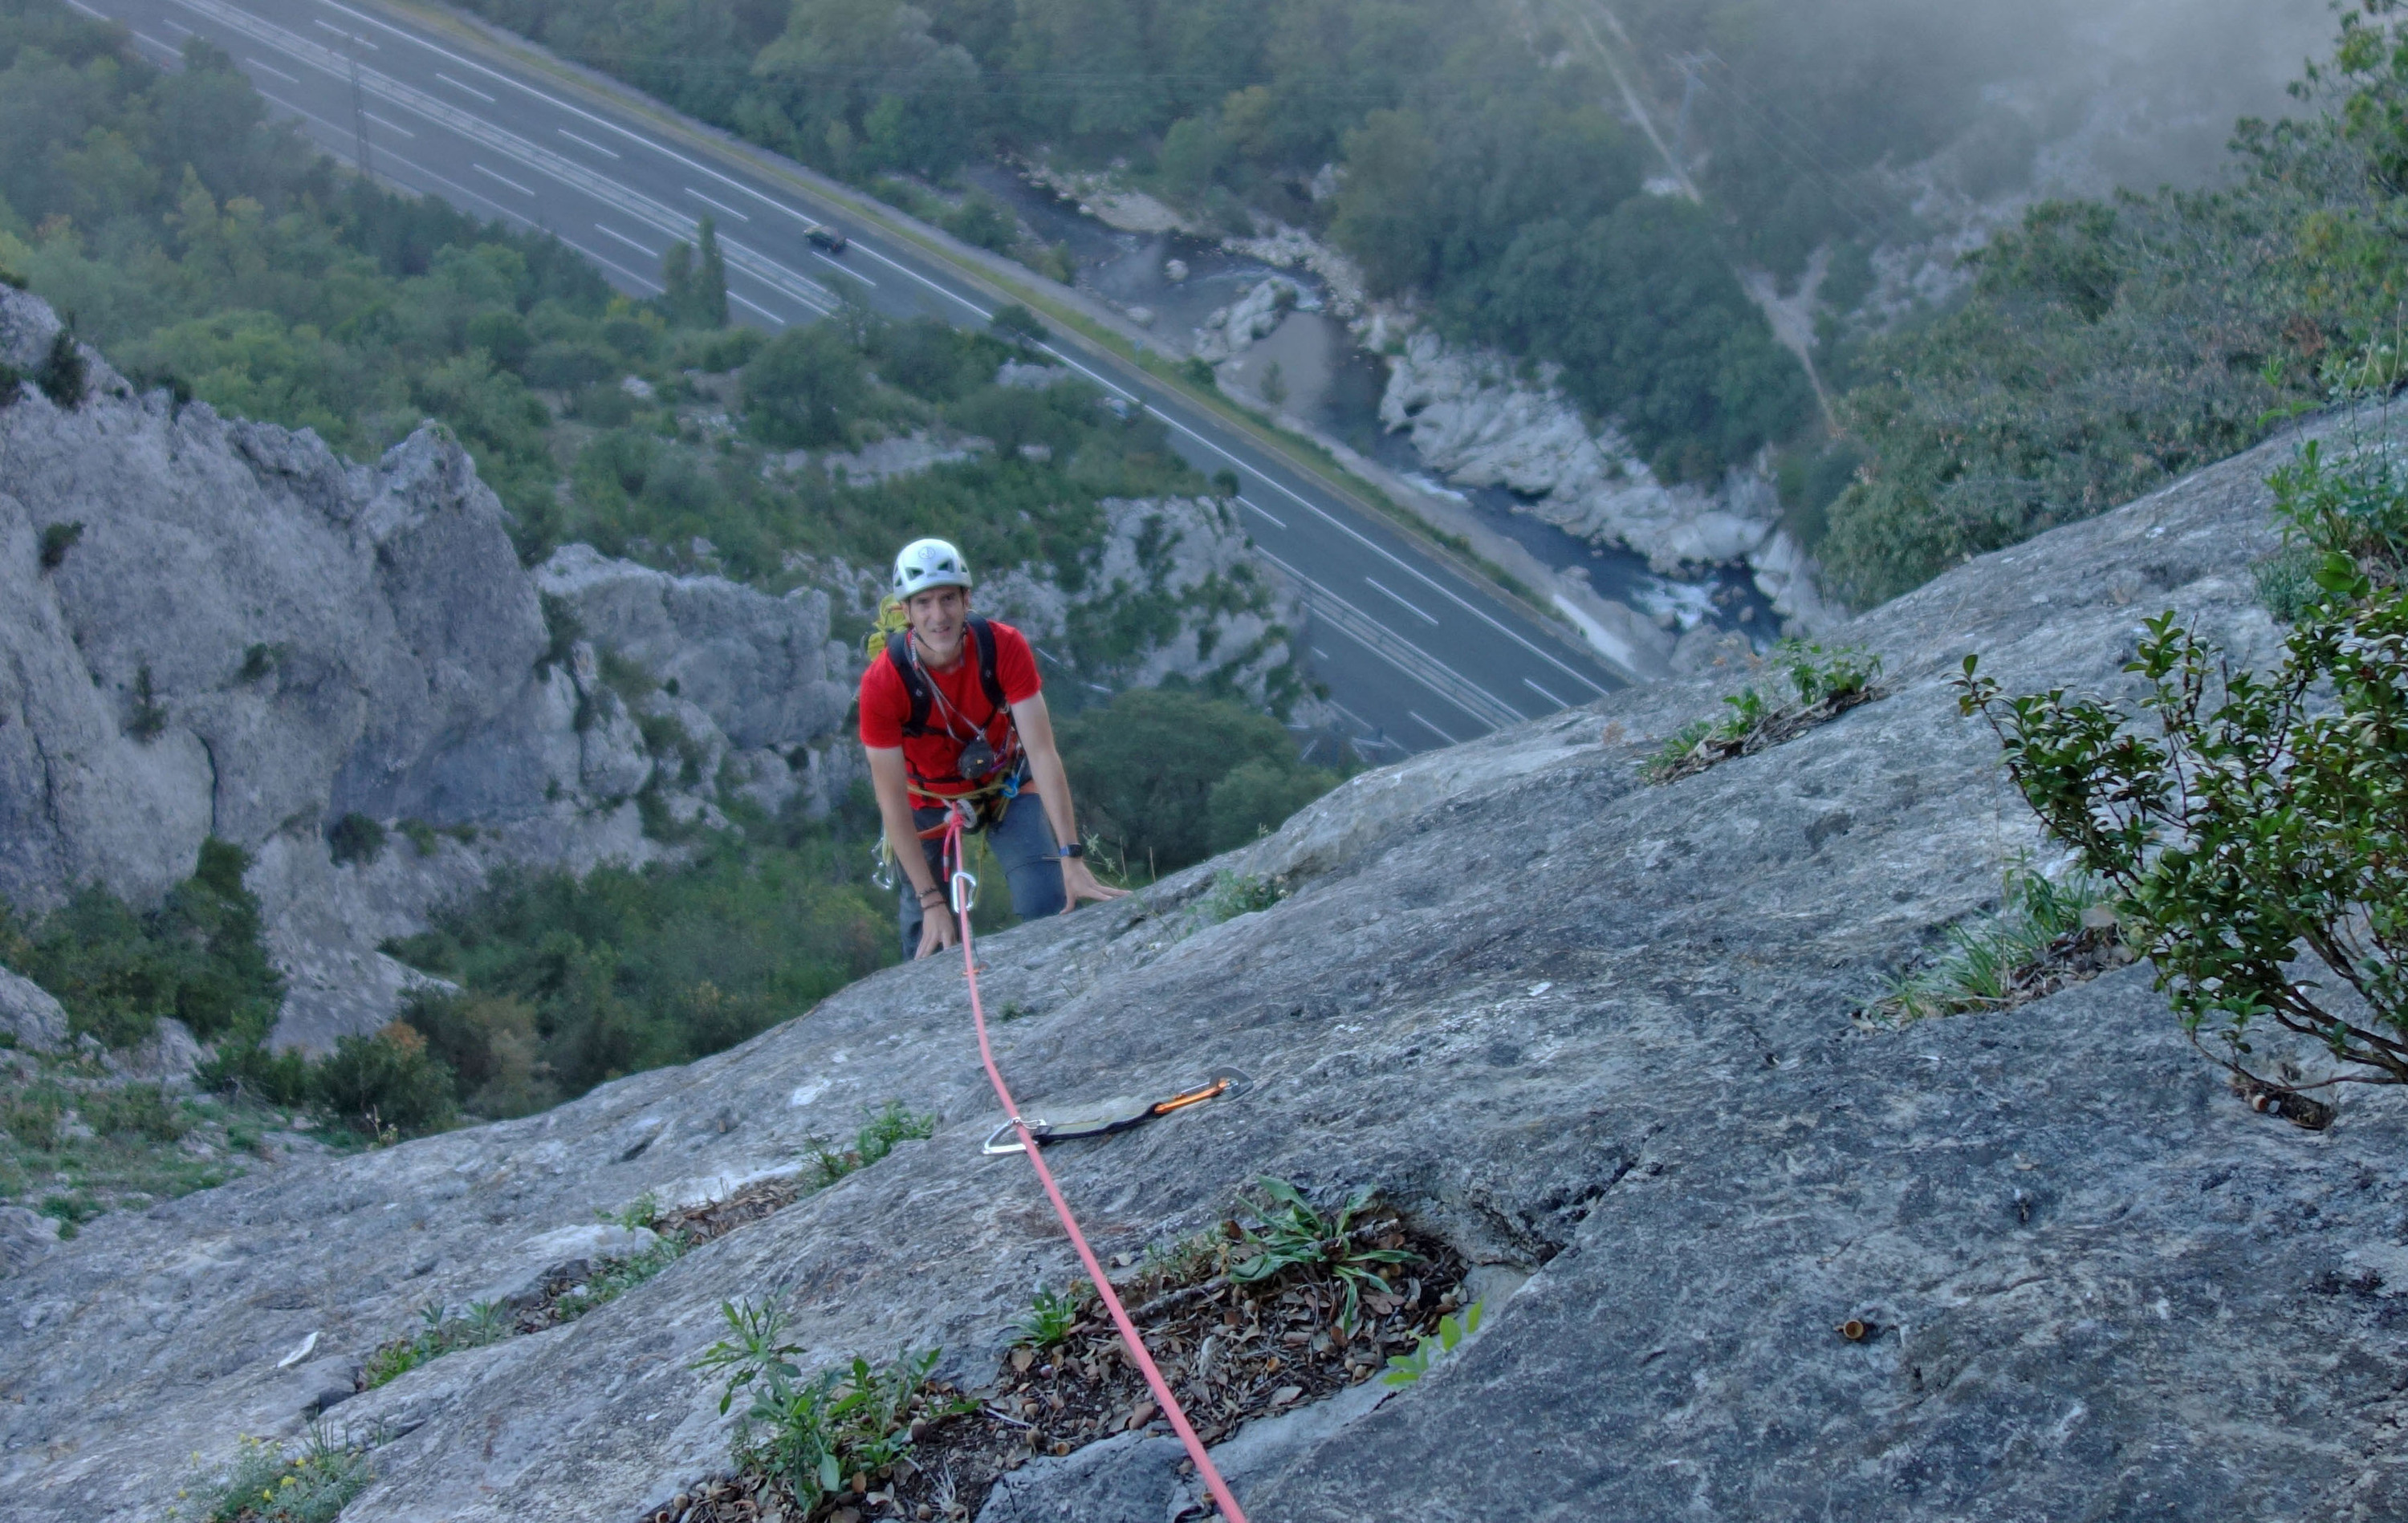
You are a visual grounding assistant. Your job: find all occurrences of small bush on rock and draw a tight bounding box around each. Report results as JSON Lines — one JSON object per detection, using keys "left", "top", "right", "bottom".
{"left": 311, "top": 1021, "right": 454, "bottom": 1136}
{"left": 1959, "top": 438, "right": 2408, "bottom": 1102}
{"left": 324, "top": 813, "right": 386, "bottom": 867}
{"left": 35, "top": 330, "right": 85, "bottom": 407}
{"left": 37, "top": 521, "right": 80, "bottom": 571}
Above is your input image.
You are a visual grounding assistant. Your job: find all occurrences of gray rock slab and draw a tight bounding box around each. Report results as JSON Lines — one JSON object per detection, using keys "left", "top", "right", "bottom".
{"left": 972, "top": 1432, "right": 1189, "bottom": 1523}
{"left": 3, "top": 394, "right": 2406, "bottom": 1521}
{"left": 0, "top": 968, "right": 67, "bottom": 1051}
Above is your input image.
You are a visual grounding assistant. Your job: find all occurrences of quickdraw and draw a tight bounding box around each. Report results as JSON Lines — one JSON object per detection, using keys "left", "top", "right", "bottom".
{"left": 938, "top": 808, "right": 1250, "bottom": 1523}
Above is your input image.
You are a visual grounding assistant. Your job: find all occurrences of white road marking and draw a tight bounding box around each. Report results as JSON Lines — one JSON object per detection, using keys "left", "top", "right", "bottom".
{"left": 1523, "top": 676, "right": 1567, "bottom": 708}
{"left": 472, "top": 161, "right": 534, "bottom": 196}
{"left": 1364, "top": 575, "right": 1439, "bottom": 626}
{"left": 1256, "top": 546, "right": 1523, "bottom": 730}
{"left": 729, "top": 288, "right": 784, "bottom": 321}
{"left": 131, "top": 29, "right": 179, "bottom": 54}
{"left": 162, "top": 16, "right": 193, "bottom": 31}
{"left": 246, "top": 56, "right": 301, "bottom": 83}
{"left": 1408, "top": 710, "right": 1460, "bottom": 745}
{"left": 434, "top": 71, "right": 494, "bottom": 102}
{"left": 555, "top": 235, "right": 663, "bottom": 294}
{"left": 557, "top": 128, "right": 620, "bottom": 159}
{"left": 685, "top": 188, "right": 750, "bottom": 222}
{"left": 1238, "top": 496, "right": 1286, "bottom": 530}
{"left": 311, "top": 16, "right": 371, "bottom": 45}
{"left": 361, "top": 110, "right": 413, "bottom": 136}
{"left": 594, "top": 222, "right": 660, "bottom": 259}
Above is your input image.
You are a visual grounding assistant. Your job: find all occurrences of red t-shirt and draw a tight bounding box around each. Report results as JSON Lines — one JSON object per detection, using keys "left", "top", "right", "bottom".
{"left": 858, "top": 619, "right": 1042, "bottom": 796}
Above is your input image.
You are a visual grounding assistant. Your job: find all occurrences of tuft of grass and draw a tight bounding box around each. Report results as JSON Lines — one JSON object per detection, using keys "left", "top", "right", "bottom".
{"left": 363, "top": 1299, "right": 515, "bottom": 1389}
{"left": 1201, "top": 871, "right": 1283, "bottom": 924}
{"left": 397, "top": 819, "right": 439, "bottom": 856}
{"left": 1230, "top": 1177, "right": 1419, "bottom": 1333}
{"left": 236, "top": 644, "right": 285, "bottom": 684}
{"left": 1863, "top": 867, "right": 2129, "bottom": 1025}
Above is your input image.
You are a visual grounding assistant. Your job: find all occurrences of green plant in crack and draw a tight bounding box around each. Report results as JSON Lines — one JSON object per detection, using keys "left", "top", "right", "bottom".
{"left": 1015, "top": 1282, "right": 1090, "bottom": 1350}
{"left": 177, "top": 1426, "right": 372, "bottom": 1523}
{"left": 362, "top": 1299, "right": 514, "bottom": 1388}
{"left": 692, "top": 1301, "right": 965, "bottom": 1511}
{"left": 1865, "top": 866, "right": 2127, "bottom": 1025}
{"left": 1201, "top": 871, "right": 1283, "bottom": 924}
{"left": 1383, "top": 1299, "right": 1483, "bottom": 1387}
{"left": 1646, "top": 639, "right": 1884, "bottom": 783}
{"left": 810, "top": 1100, "right": 938, "bottom": 1187}
{"left": 1230, "top": 1177, "right": 1419, "bottom": 1332}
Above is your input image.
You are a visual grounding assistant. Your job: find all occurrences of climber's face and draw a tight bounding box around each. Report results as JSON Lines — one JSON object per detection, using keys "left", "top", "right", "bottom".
{"left": 906, "top": 585, "right": 969, "bottom": 664}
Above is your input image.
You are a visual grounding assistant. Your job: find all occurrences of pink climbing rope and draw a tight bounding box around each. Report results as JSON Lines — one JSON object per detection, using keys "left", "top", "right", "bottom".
{"left": 941, "top": 810, "right": 1250, "bottom": 1523}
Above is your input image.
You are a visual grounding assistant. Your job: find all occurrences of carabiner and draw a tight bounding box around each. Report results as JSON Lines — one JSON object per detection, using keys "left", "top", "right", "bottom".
{"left": 950, "top": 867, "right": 979, "bottom": 914}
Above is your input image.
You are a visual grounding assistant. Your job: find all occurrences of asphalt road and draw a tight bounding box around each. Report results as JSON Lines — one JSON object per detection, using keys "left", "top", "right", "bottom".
{"left": 74, "top": 0, "right": 1628, "bottom": 755}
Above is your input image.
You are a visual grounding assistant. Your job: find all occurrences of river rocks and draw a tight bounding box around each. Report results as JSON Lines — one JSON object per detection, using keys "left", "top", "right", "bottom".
{"left": 1380, "top": 331, "right": 1839, "bottom": 631}
{"left": 0, "top": 969, "right": 67, "bottom": 1052}
{"left": 0, "top": 404, "right": 2398, "bottom": 1521}
{"left": 1191, "top": 278, "right": 1300, "bottom": 364}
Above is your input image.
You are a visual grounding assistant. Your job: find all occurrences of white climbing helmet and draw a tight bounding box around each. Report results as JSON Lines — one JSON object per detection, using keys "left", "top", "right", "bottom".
{"left": 892, "top": 537, "right": 974, "bottom": 599}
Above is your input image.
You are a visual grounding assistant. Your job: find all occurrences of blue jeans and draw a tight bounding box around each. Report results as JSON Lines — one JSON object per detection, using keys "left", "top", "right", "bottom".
{"left": 899, "top": 790, "right": 1065, "bottom": 958}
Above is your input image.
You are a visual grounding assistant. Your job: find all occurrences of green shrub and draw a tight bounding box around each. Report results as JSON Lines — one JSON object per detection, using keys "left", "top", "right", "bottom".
{"left": 128, "top": 664, "right": 167, "bottom": 741}
{"left": 1865, "top": 867, "right": 2125, "bottom": 1025}
{"left": 35, "top": 330, "right": 85, "bottom": 406}
{"left": 37, "top": 521, "right": 80, "bottom": 571}
{"left": 5, "top": 839, "right": 283, "bottom": 1050}
{"left": 399, "top": 989, "right": 554, "bottom": 1119}
{"left": 326, "top": 813, "right": 387, "bottom": 867}
{"left": 1957, "top": 441, "right": 2408, "bottom": 1095}
{"left": 381, "top": 794, "right": 889, "bottom": 1102}
{"left": 1060, "top": 688, "right": 1338, "bottom": 876}
{"left": 1201, "top": 871, "right": 1283, "bottom": 923}
{"left": 311, "top": 1022, "right": 455, "bottom": 1135}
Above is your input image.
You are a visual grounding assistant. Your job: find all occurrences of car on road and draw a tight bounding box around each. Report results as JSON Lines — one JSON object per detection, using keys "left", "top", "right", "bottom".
{"left": 807, "top": 226, "right": 848, "bottom": 254}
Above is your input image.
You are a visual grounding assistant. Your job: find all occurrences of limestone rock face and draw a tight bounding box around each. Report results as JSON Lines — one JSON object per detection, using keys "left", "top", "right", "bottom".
{"left": 2, "top": 408, "right": 2401, "bottom": 1521}
{"left": 0, "top": 288, "right": 857, "bottom": 1050}
{"left": 1381, "top": 331, "right": 1843, "bottom": 629}
{"left": 0, "top": 969, "right": 67, "bottom": 1052}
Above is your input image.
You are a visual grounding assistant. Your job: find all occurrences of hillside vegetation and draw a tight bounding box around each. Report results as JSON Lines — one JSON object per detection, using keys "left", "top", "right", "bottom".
{"left": 0, "top": 0, "right": 1343, "bottom": 1173}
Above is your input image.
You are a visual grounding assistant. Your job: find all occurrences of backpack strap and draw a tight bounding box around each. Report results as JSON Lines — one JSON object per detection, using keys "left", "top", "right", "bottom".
{"left": 885, "top": 630, "right": 935, "bottom": 738}
{"left": 966, "top": 617, "right": 1008, "bottom": 717}
{"left": 885, "top": 619, "right": 1013, "bottom": 741}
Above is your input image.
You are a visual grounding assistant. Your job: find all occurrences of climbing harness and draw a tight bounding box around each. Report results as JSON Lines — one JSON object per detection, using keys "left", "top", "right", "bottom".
{"left": 938, "top": 806, "right": 1251, "bottom": 1523}
{"left": 979, "top": 1070, "right": 1252, "bottom": 1155}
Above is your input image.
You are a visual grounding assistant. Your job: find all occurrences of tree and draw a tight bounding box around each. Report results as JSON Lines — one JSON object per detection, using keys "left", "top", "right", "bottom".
{"left": 740, "top": 320, "right": 866, "bottom": 448}
{"left": 662, "top": 217, "right": 729, "bottom": 328}
{"left": 1958, "top": 441, "right": 2408, "bottom": 1103}
{"left": 1057, "top": 688, "right": 1335, "bottom": 874}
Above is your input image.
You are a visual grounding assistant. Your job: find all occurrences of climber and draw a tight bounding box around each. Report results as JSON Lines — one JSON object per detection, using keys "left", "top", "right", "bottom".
{"left": 860, "top": 537, "right": 1125, "bottom": 960}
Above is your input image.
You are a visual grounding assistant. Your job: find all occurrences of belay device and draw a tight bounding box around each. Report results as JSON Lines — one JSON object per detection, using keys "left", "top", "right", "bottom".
{"left": 980, "top": 1069, "right": 1252, "bottom": 1155}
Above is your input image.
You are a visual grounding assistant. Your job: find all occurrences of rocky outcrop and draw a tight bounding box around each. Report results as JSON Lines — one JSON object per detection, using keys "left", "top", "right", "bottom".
{"left": 0, "top": 969, "right": 67, "bottom": 1053}
{"left": 1379, "top": 331, "right": 1843, "bottom": 632}
{"left": 1190, "top": 277, "right": 1303, "bottom": 365}
{"left": 0, "top": 288, "right": 859, "bottom": 1051}
{"left": 2, "top": 402, "right": 2398, "bottom": 1518}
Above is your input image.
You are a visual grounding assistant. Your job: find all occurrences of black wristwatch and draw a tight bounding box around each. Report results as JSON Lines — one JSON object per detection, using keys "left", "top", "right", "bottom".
{"left": 1057, "top": 843, "right": 1084, "bottom": 859}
